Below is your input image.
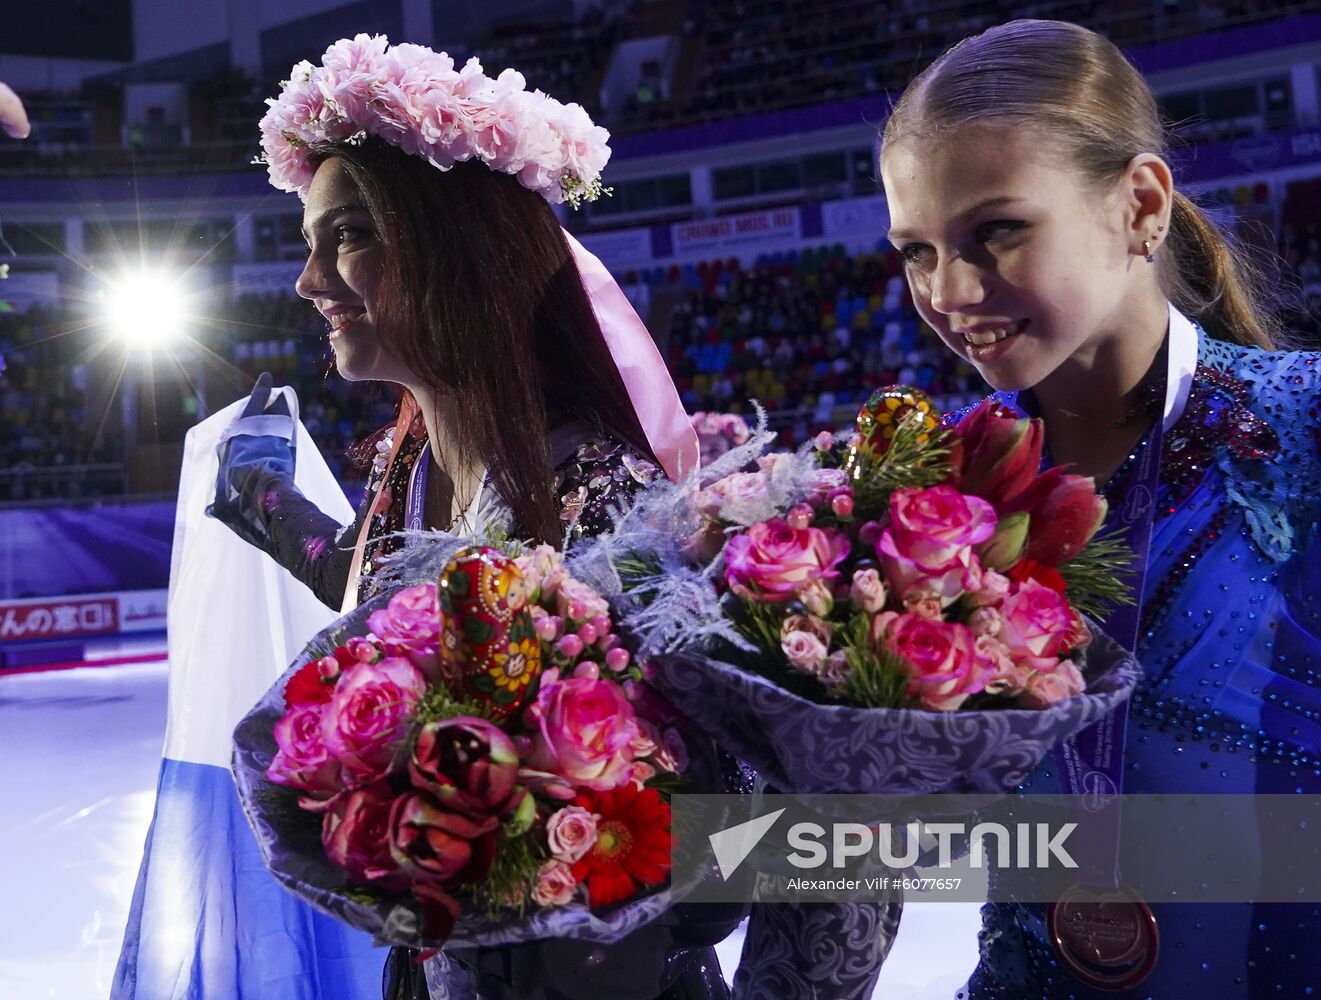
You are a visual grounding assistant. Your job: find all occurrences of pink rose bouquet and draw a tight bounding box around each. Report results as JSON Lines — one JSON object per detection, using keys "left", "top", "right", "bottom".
{"left": 234, "top": 544, "right": 690, "bottom": 949}
{"left": 578, "top": 386, "right": 1141, "bottom": 794}
{"left": 679, "top": 386, "right": 1131, "bottom": 714}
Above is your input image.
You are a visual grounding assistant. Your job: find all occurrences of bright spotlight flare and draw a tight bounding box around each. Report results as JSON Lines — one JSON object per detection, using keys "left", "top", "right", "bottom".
{"left": 102, "top": 268, "right": 190, "bottom": 347}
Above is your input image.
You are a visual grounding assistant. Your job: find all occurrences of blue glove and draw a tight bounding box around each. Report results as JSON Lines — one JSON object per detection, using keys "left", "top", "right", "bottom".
{"left": 206, "top": 372, "right": 299, "bottom": 547}
{"left": 205, "top": 374, "right": 359, "bottom": 610}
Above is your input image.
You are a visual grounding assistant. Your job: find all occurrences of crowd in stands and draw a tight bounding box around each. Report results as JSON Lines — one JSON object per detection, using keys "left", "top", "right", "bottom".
{"left": 476, "top": 6, "right": 622, "bottom": 121}
{"left": 659, "top": 245, "right": 985, "bottom": 446}
{"left": 3, "top": 1, "right": 1314, "bottom": 176}
{"left": 619, "top": 0, "right": 1315, "bottom": 131}
{"left": 1281, "top": 223, "right": 1321, "bottom": 349}
{"left": 0, "top": 303, "right": 123, "bottom": 502}
{"left": 3, "top": 212, "right": 1319, "bottom": 503}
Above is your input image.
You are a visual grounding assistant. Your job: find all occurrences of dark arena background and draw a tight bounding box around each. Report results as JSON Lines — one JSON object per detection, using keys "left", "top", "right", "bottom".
{"left": 2, "top": 1, "right": 1319, "bottom": 997}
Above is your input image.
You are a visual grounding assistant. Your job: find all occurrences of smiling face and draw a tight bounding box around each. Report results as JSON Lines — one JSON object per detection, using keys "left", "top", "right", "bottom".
{"left": 295, "top": 157, "right": 409, "bottom": 383}
{"left": 881, "top": 126, "right": 1144, "bottom": 393}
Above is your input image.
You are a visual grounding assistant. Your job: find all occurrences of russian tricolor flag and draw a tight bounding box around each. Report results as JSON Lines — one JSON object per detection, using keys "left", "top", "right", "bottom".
{"left": 112, "top": 396, "right": 381, "bottom": 999}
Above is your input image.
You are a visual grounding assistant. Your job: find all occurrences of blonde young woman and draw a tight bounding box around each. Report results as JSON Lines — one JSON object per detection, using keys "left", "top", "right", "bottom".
{"left": 880, "top": 19, "right": 1321, "bottom": 998}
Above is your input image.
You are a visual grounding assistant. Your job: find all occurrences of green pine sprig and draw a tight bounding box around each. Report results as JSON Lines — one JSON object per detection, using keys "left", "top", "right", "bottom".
{"left": 722, "top": 595, "right": 832, "bottom": 701}
{"left": 615, "top": 552, "right": 664, "bottom": 592}
{"left": 849, "top": 411, "right": 957, "bottom": 522}
{"left": 472, "top": 827, "right": 546, "bottom": 920}
{"left": 833, "top": 614, "right": 913, "bottom": 709}
{"left": 413, "top": 683, "right": 491, "bottom": 726}
{"left": 1058, "top": 527, "right": 1137, "bottom": 621}
{"left": 342, "top": 885, "right": 387, "bottom": 907}
{"left": 644, "top": 768, "right": 688, "bottom": 801}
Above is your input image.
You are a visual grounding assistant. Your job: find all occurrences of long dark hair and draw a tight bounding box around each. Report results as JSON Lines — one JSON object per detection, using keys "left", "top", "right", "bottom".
{"left": 882, "top": 19, "right": 1279, "bottom": 349}
{"left": 313, "top": 139, "right": 656, "bottom": 545}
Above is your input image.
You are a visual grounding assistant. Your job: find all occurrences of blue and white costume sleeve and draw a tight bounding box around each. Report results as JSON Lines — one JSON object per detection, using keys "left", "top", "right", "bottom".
{"left": 965, "top": 315, "right": 1321, "bottom": 998}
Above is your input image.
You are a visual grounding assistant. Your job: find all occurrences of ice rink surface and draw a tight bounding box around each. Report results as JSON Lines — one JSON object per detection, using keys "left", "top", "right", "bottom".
{"left": 0, "top": 659, "right": 981, "bottom": 1000}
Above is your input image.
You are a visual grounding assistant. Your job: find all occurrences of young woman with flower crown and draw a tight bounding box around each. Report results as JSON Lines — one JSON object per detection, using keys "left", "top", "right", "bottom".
{"left": 879, "top": 18, "right": 1321, "bottom": 998}
{"left": 191, "top": 35, "right": 747, "bottom": 1000}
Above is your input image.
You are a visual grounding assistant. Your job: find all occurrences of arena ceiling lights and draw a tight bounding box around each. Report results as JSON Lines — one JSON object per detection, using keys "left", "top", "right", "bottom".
{"left": 99, "top": 267, "right": 192, "bottom": 348}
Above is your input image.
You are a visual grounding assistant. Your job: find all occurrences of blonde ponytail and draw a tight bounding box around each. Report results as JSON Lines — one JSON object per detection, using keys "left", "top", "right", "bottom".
{"left": 1165, "top": 192, "right": 1277, "bottom": 349}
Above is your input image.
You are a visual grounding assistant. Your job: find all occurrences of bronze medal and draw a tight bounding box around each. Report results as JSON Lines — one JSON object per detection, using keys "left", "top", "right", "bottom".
{"left": 1047, "top": 883, "right": 1159, "bottom": 991}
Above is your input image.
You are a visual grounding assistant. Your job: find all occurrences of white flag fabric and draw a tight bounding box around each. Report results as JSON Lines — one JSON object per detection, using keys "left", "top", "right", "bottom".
{"left": 112, "top": 394, "right": 382, "bottom": 999}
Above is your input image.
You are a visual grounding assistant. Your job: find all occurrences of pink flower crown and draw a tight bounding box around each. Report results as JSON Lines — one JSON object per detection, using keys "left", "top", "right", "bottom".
{"left": 258, "top": 35, "right": 611, "bottom": 208}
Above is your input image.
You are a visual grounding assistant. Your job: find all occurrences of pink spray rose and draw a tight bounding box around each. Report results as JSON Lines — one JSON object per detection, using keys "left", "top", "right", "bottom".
{"left": 885, "top": 612, "right": 994, "bottom": 711}
{"left": 967, "top": 606, "right": 1002, "bottom": 638}
{"left": 805, "top": 467, "right": 850, "bottom": 504}
{"left": 781, "top": 614, "right": 832, "bottom": 645}
{"left": 849, "top": 568, "right": 888, "bottom": 613}
{"left": 321, "top": 780, "right": 405, "bottom": 887}
{"left": 870, "top": 610, "right": 900, "bottom": 649}
{"left": 525, "top": 676, "right": 640, "bottom": 790}
{"left": 1065, "top": 609, "right": 1093, "bottom": 651}
{"left": 998, "top": 579, "right": 1077, "bottom": 671}
{"left": 878, "top": 486, "right": 995, "bottom": 601}
{"left": 693, "top": 471, "right": 771, "bottom": 521}
{"left": 781, "top": 630, "right": 828, "bottom": 673}
{"left": 1019, "top": 659, "right": 1087, "bottom": 708}
{"left": 903, "top": 592, "right": 945, "bottom": 621}
{"left": 268, "top": 701, "right": 342, "bottom": 799}
{"left": 546, "top": 805, "right": 599, "bottom": 863}
{"left": 798, "top": 579, "right": 834, "bottom": 616}
{"left": 978, "top": 636, "right": 1033, "bottom": 696}
{"left": 514, "top": 543, "right": 567, "bottom": 601}
{"left": 532, "top": 859, "right": 579, "bottom": 906}
{"left": 628, "top": 718, "right": 686, "bottom": 774}
{"left": 691, "top": 411, "right": 752, "bottom": 465}
{"left": 653, "top": 726, "right": 689, "bottom": 774}
{"left": 756, "top": 452, "right": 796, "bottom": 476}
{"left": 820, "top": 650, "right": 853, "bottom": 688}
{"left": 725, "top": 519, "right": 849, "bottom": 602}
{"left": 629, "top": 720, "right": 659, "bottom": 758}
{"left": 555, "top": 577, "right": 610, "bottom": 623}
{"left": 321, "top": 656, "right": 428, "bottom": 781}
{"left": 367, "top": 583, "right": 441, "bottom": 679}
{"left": 968, "top": 569, "right": 1011, "bottom": 608}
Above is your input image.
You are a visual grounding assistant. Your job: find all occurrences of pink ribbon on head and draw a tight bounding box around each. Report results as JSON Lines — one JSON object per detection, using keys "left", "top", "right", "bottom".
{"left": 562, "top": 228, "right": 698, "bottom": 482}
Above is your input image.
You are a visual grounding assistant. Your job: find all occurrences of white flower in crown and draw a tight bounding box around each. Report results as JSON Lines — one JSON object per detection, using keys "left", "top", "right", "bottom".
{"left": 257, "top": 34, "right": 611, "bottom": 208}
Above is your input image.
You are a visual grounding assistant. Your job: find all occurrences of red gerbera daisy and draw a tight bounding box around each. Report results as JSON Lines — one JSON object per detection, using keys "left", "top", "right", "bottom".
{"left": 570, "top": 784, "right": 672, "bottom": 908}
{"left": 283, "top": 657, "right": 337, "bottom": 708}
